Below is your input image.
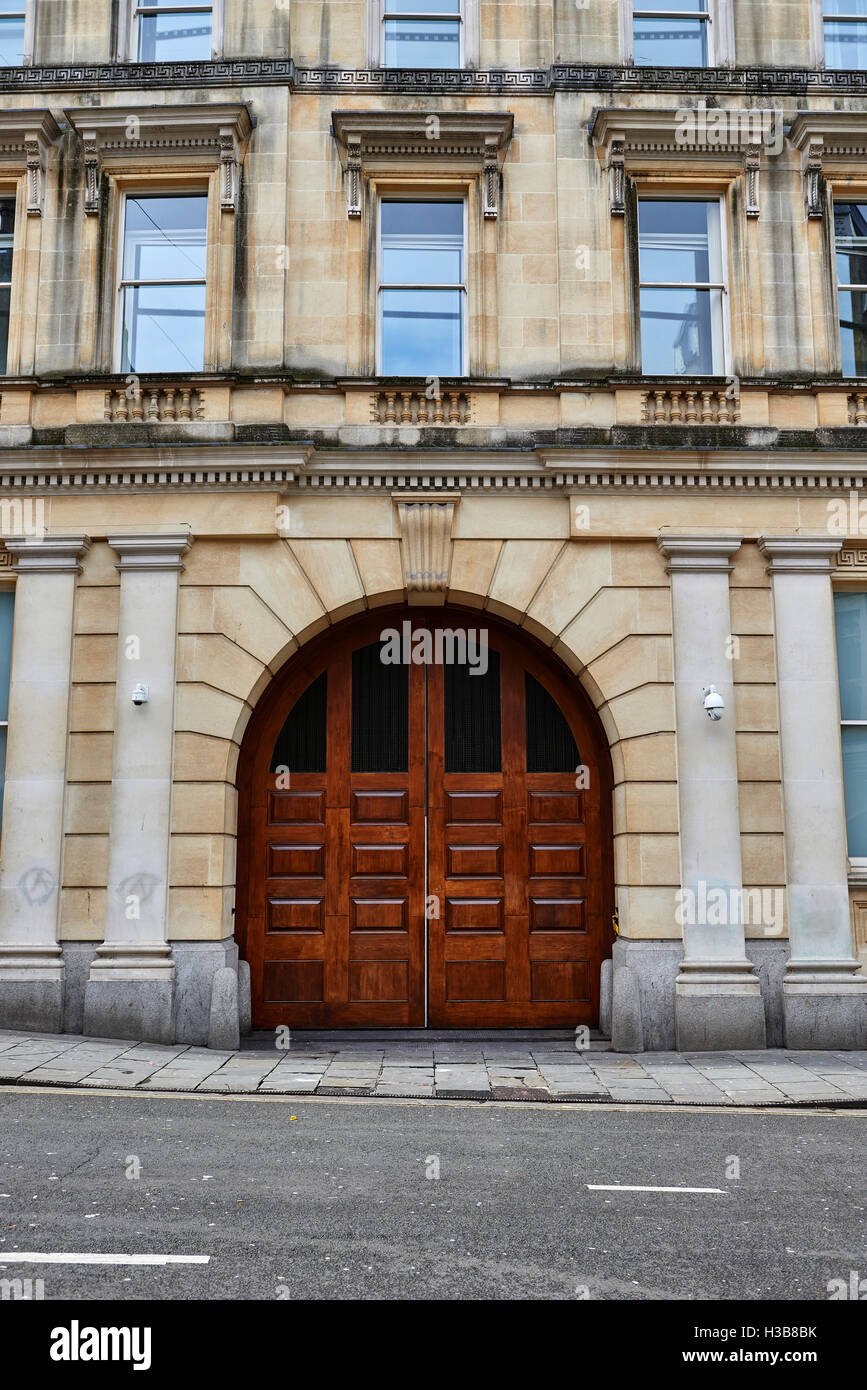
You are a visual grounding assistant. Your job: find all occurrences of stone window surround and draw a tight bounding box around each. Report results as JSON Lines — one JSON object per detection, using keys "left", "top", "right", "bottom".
{"left": 332, "top": 110, "right": 513, "bottom": 377}
{"left": 116, "top": 0, "right": 226, "bottom": 63}
{"left": 833, "top": 549, "right": 867, "bottom": 889}
{"left": 619, "top": 0, "right": 735, "bottom": 67}
{"left": 64, "top": 104, "right": 252, "bottom": 375}
{"left": 592, "top": 108, "right": 763, "bottom": 377}
{"left": 0, "top": 110, "right": 58, "bottom": 377}
{"left": 789, "top": 113, "right": 867, "bottom": 375}
{"left": 366, "top": 0, "right": 480, "bottom": 70}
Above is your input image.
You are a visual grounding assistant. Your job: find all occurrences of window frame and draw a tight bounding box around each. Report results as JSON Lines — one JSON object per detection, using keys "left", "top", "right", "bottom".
{"left": 622, "top": 0, "right": 733, "bottom": 65}
{"left": 376, "top": 192, "right": 469, "bottom": 378}
{"left": 833, "top": 587, "right": 867, "bottom": 869}
{"left": 816, "top": 0, "right": 867, "bottom": 69}
{"left": 121, "top": 0, "right": 224, "bottom": 61}
{"left": 636, "top": 191, "right": 732, "bottom": 379}
{"left": 832, "top": 198, "right": 867, "bottom": 376}
{"left": 0, "top": 0, "right": 35, "bottom": 67}
{"left": 368, "top": 0, "right": 479, "bottom": 68}
{"left": 115, "top": 186, "right": 209, "bottom": 377}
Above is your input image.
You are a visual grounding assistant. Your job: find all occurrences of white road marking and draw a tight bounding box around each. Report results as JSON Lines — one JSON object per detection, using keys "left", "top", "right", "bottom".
{"left": 0, "top": 1253, "right": 210, "bottom": 1265}
{"left": 587, "top": 1184, "right": 725, "bottom": 1194}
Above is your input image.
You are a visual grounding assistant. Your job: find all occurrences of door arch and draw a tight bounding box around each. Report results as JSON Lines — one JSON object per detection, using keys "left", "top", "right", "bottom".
{"left": 235, "top": 606, "right": 614, "bottom": 1029}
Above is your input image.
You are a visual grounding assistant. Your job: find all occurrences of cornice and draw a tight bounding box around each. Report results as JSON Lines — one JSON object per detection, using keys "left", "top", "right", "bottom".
{"left": 0, "top": 447, "right": 865, "bottom": 496}
{"left": 0, "top": 109, "right": 60, "bottom": 214}
{"left": 64, "top": 103, "right": 253, "bottom": 213}
{"left": 759, "top": 536, "right": 845, "bottom": 574}
{"left": 6, "top": 534, "right": 90, "bottom": 573}
{"left": 658, "top": 534, "right": 743, "bottom": 573}
{"left": 332, "top": 109, "right": 514, "bottom": 217}
{"left": 2, "top": 60, "right": 867, "bottom": 97}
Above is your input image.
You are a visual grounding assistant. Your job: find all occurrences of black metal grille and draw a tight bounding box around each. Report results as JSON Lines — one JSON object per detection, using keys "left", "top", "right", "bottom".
{"left": 525, "top": 672, "right": 579, "bottom": 772}
{"left": 351, "top": 641, "right": 409, "bottom": 773}
{"left": 270, "top": 671, "right": 327, "bottom": 773}
{"left": 444, "top": 648, "right": 501, "bottom": 773}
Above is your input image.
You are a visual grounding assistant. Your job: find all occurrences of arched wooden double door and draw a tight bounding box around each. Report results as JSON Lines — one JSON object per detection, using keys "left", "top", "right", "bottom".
{"left": 236, "top": 608, "right": 613, "bottom": 1029}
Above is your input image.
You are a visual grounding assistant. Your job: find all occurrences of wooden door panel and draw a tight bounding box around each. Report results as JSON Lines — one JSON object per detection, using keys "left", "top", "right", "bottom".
{"left": 243, "top": 607, "right": 613, "bottom": 1029}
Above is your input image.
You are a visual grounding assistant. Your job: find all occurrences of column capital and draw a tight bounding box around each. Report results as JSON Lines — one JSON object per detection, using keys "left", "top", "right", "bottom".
{"left": 657, "top": 534, "right": 743, "bottom": 573}
{"left": 6, "top": 534, "right": 91, "bottom": 574}
{"left": 108, "top": 532, "right": 193, "bottom": 572}
{"left": 759, "top": 535, "right": 843, "bottom": 574}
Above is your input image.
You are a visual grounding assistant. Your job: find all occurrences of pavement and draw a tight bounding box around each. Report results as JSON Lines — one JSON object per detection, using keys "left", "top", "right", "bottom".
{"left": 0, "top": 1087, "right": 864, "bottom": 1299}
{"left": 2, "top": 1027, "right": 867, "bottom": 1105}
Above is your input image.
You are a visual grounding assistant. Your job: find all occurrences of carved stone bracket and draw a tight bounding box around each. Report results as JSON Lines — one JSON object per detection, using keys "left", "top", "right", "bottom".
{"left": 65, "top": 104, "right": 254, "bottom": 216}
{"left": 592, "top": 108, "right": 771, "bottom": 218}
{"left": 332, "top": 111, "right": 514, "bottom": 220}
{"left": 745, "top": 143, "right": 761, "bottom": 218}
{"left": 789, "top": 115, "right": 867, "bottom": 221}
{"left": 0, "top": 112, "right": 61, "bottom": 217}
{"left": 393, "top": 492, "right": 460, "bottom": 593}
{"left": 608, "top": 137, "right": 625, "bottom": 216}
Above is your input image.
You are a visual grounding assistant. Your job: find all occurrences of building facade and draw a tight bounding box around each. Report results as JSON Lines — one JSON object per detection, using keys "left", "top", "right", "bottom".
{"left": 0, "top": 0, "right": 865, "bottom": 1051}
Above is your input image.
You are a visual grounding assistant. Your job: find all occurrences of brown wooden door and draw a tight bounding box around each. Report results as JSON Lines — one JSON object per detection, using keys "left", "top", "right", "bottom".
{"left": 427, "top": 624, "right": 606, "bottom": 1027}
{"left": 239, "top": 609, "right": 611, "bottom": 1029}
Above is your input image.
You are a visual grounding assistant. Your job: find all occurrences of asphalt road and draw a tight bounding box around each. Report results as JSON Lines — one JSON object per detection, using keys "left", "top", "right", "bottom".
{"left": 0, "top": 1086, "right": 864, "bottom": 1301}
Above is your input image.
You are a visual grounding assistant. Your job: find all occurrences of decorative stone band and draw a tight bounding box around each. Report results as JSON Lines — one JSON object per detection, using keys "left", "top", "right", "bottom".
{"left": 64, "top": 103, "right": 254, "bottom": 215}
{"left": 393, "top": 493, "right": 459, "bottom": 593}
{"left": 838, "top": 546, "right": 867, "bottom": 574}
{"left": 5, "top": 534, "right": 91, "bottom": 574}
{"left": 331, "top": 110, "right": 514, "bottom": 220}
{"left": 657, "top": 534, "right": 743, "bottom": 573}
{"left": 107, "top": 532, "right": 193, "bottom": 573}
{"left": 6, "top": 61, "right": 867, "bottom": 97}
{"left": 370, "top": 389, "right": 471, "bottom": 426}
{"left": 0, "top": 110, "right": 60, "bottom": 216}
{"left": 758, "top": 535, "right": 844, "bottom": 574}
{"left": 591, "top": 108, "right": 770, "bottom": 217}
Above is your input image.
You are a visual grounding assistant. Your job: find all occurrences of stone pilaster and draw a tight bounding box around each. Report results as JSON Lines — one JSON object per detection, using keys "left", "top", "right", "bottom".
{"left": 0, "top": 535, "right": 90, "bottom": 1032}
{"left": 659, "top": 535, "right": 767, "bottom": 1050}
{"left": 83, "top": 533, "right": 192, "bottom": 1044}
{"left": 760, "top": 536, "right": 867, "bottom": 1048}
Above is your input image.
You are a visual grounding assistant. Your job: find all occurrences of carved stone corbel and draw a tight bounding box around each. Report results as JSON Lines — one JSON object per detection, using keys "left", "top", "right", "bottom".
{"left": 484, "top": 136, "right": 499, "bottom": 219}
{"left": 608, "top": 137, "right": 626, "bottom": 216}
{"left": 219, "top": 126, "right": 238, "bottom": 211}
{"left": 24, "top": 137, "right": 43, "bottom": 215}
{"left": 393, "top": 494, "right": 460, "bottom": 593}
{"left": 347, "top": 135, "right": 362, "bottom": 218}
{"left": 744, "top": 143, "right": 761, "bottom": 218}
{"left": 83, "top": 132, "right": 100, "bottom": 216}
{"left": 805, "top": 139, "right": 824, "bottom": 220}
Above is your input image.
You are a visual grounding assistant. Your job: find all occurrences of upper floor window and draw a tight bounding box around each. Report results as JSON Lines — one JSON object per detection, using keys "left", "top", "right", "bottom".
{"left": 0, "top": 197, "right": 13, "bottom": 375}
{"left": 834, "top": 591, "right": 867, "bottom": 859}
{"left": 378, "top": 199, "right": 466, "bottom": 376}
{"left": 118, "top": 192, "right": 207, "bottom": 373}
{"left": 0, "top": 588, "right": 13, "bottom": 841}
{"left": 638, "top": 197, "right": 727, "bottom": 375}
{"left": 835, "top": 202, "right": 867, "bottom": 375}
{"left": 633, "top": 1, "right": 710, "bottom": 66}
{"left": 382, "top": 0, "right": 462, "bottom": 68}
{"left": 823, "top": 0, "right": 867, "bottom": 69}
{"left": 0, "top": 0, "right": 25, "bottom": 65}
{"left": 135, "top": 0, "right": 213, "bottom": 61}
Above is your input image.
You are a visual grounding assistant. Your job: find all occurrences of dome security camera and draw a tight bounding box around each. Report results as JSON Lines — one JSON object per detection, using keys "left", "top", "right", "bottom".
{"left": 132, "top": 683, "right": 149, "bottom": 706}
{"left": 702, "top": 685, "right": 725, "bottom": 721}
